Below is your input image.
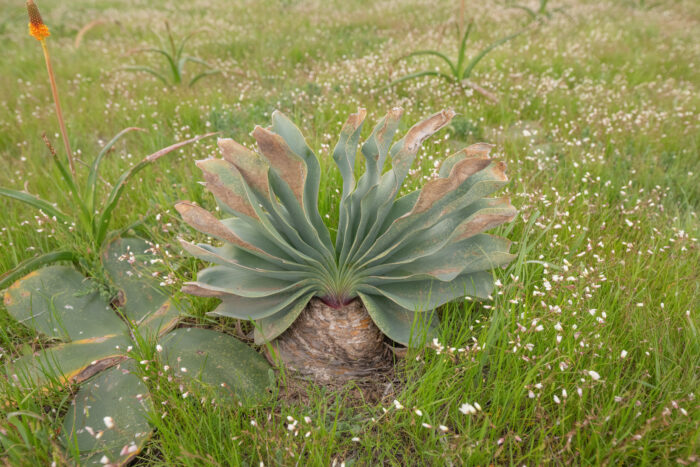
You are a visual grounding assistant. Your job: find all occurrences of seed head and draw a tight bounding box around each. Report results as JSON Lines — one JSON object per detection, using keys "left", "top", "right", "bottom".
{"left": 27, "top": 0, "right": 50, "bottom": 41}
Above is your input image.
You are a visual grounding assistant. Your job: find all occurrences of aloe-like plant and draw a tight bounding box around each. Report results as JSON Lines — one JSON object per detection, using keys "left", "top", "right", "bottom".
{"left": 176, "top": 108, "right": 517, "bottom": 381}
{"left": 386, "top": 21, "right": 524, "bottom": 102}
{"left": 123, "top": 21, "right": 221, "bottom": 87}
{"left": 2, "top": 238, "right": 273, "bottom": 465}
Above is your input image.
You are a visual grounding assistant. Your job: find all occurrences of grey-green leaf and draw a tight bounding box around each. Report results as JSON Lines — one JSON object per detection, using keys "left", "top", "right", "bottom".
{"left": 62, "top": 360, "right": 152, "bottom": 466}
{"left": 3, "top": 266, "right": 127, "bottom": 341}
{"left": 358, "top": 292, "right": 439, "bottom": 347}
{"left": 185, "top": 265, "right": 298, "bottom": 298}
{"left": 102, "top": 238, "right": 179, "bottom": 336}
{"left": 254, "top": 292, "right": 315, "bottom": 344}
{"left": 5, "top": 334, "right": 130, "bottom": 388}
{"left": 209, "top": 286, "right": 315, "bottom": 320}
{"left": 359, "top": 271, "right": 494, "bottom": 311}
{"left": 159, "top": 327, "right": 274, "bottom": 405}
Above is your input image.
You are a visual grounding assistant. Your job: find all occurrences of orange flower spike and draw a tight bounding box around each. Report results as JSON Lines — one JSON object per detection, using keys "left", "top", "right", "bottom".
{"left": 27, "top": 0, "right": 50, "bottom": 41}
{"left": 26, "top": 0, "right": 75, "bottom": 176}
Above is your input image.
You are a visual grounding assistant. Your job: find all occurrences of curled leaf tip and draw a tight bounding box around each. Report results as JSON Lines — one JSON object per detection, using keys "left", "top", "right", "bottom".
{"left": 27, "top": 0, "right": 50, "bottom": 41}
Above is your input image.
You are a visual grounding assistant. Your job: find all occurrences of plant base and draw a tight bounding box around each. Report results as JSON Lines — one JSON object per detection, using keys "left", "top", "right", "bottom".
{"left": 267, "top": 297, "right": 391, "bottom": 382}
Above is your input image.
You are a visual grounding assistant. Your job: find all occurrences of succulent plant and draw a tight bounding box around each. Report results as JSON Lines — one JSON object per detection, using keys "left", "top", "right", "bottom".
{"left": 2, "top": 238, "right": 273, "bottom": 465}
{"left": 177, "top": 108, "right": 517, "bottom": 381}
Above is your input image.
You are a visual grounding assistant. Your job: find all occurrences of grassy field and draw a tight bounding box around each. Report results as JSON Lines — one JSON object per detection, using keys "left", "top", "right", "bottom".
{"left": 1, "top": 0, "right": 698, "bottom": 464}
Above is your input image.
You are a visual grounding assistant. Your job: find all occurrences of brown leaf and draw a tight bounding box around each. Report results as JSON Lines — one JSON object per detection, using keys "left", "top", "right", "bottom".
{"left": 252, "top": 126, "right": 307, "bottom": 204}
{"left": 412, "top": 156, "right": 493, "bottom": 214}
{"left": 392, "top": 109, "right": 456, "bottom": 177}
{"left": 181, "top": 284, "right": 226, "bottom": 298}
{"left": 196, "top": 158, "right": 258, "bottom": 219}
{"left": 174, "top": 201, "right": 265, "bottom": 255}
{"left": 453, "top": 200, "right": 517, "bottom": 241}
{"left": 217, "top": 138, "right": 270, "bottom": 198}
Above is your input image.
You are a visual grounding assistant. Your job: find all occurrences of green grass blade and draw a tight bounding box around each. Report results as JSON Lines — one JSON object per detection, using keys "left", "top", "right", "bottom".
{"left": 0, "top": 188, "right": 70, "bottom": 224}
{"left": 87, "top": 127, "right": 145, "bottom": 215}
{"left": 456, "top": 21, "right": 474, "bottom": 76}
{"left": 128, "top": 48, "right": 179, "bottom": 81}
{"left": 385, "top": 70, "right": 454, "bottom": 89}
{"left": 176, "top": 30, "right": 204, "bottom": 60}
{"left": 462, "top": 29, "right": 525, "bottom": 80}
{"left": 121, "top": 66, "right": 170, "bottom": 85}
{"left": 42, "top": 139, "right": 91, "bottom": 227}
{"left": 400, "top": 50, "right": 458, "bottom": 78}
{"left": 188, "top": 69, "right": 221, "bottom": 87}
{"left": 94, "top": 132, "right": 217, "bottom": 246}
{"left": 182, "top": 55, "right": 216, "bottom": 69}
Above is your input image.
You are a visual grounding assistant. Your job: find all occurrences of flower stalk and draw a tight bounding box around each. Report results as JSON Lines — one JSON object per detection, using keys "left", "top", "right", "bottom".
{"left": 27, "top": 0, "right": 75, "bottom": 176}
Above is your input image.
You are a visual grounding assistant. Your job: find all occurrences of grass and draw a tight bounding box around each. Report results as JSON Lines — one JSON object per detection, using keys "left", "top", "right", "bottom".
{"left": 0, "top": 0, "right": 698, "bottom": 464}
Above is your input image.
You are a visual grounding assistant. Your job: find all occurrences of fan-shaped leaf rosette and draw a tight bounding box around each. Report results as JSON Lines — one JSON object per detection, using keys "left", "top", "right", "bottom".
{"left": 178, "top": 108, "right": 516, "bottom": 348}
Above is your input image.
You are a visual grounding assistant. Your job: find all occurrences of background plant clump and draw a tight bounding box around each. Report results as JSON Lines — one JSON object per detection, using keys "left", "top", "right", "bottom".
{"left": 0, "top": 0, "right": 698, "bottom": 465}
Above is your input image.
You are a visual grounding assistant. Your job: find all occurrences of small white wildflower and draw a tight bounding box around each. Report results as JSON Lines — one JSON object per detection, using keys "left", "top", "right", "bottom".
{"left": 393, "top": 399, "right": 403, "bottom": 410}
{"left": 588, "top": 370, "right": 601, "bottom": 380}
{"left": 620, "top": 350, "right": 628, "bottom": 358}
{"left": 156, "top": 344, "right": 163, "bottom": 352}
{"left": 459, "top": 403, "right": 477, "bottom": 415}
{"left": 103, "top": 416, "right": 114, "bottom": 429}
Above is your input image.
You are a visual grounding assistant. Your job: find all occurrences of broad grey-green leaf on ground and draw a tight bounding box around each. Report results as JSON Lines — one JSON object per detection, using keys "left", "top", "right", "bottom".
{"left": 62, "top": 360, "right": 152, "bottom": 467}
{"left": 159, "top": 327, "right": 274, "bottom": 406}
{"left": 102, "top": 238, "right": 179, "bottom": 336}
{"left": 3, "top": 265, "right": 127, "bottom": 341}
{"left": 6, "top": 334, "right": 130, "bottom": 388}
